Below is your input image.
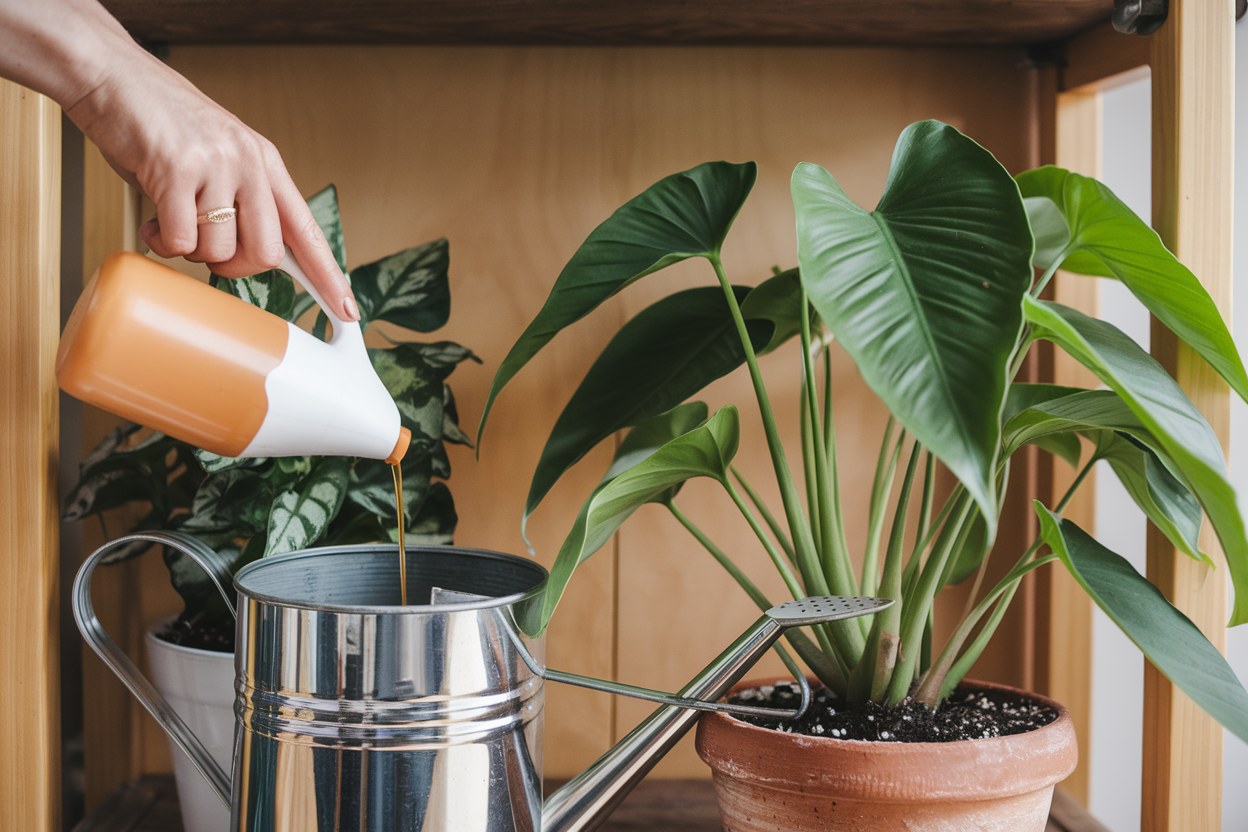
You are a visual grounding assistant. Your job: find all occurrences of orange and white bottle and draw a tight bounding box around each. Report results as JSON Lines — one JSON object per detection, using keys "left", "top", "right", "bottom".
{"left": 57, "top": 249, "right": 410, "bottom": 464}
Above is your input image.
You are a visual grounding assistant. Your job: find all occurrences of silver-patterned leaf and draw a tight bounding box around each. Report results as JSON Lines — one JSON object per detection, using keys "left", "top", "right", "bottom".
{"left": 265, "top": 457, "right": 351, "bottom": 556}
{"left": 350, "top": 239, "right": 450, "bottom": 332}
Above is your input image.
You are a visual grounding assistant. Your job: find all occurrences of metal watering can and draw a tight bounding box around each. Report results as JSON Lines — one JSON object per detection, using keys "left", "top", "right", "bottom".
{"left": 74, "top": 532, "right": 889, "bottom": 832}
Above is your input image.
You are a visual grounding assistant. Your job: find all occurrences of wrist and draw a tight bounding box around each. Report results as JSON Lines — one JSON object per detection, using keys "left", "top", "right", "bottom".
{"left": 0, "top": 0, "right": 143, "bottom": 108}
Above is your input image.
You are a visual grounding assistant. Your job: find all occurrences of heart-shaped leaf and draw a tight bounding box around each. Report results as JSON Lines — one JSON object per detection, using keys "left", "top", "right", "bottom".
{"left": 519, "top": 405, "right": 739, "bottom": 636}
{"left": 793, "top": 120, "right": 1033, "bottom": 536}
{"left": 480, "top": 161, "right": 758, "bottom": 445}
{"left": 1026, "top": 298, "right": 1248, "bottom": 625}
{"left": 524, "top": 286, "right": 767, "bottom": 519}
{"left": 350, "top": 239, "right": 451, "bottom": 332}
{"left": 266, "top": 457, "right": 351, "bottom": 556}
{"left": 1018, "top": 167, "right": 1248, "bottom": 404}
{"left": 1036, "top": 506, "right": 1248, "bottom": 745}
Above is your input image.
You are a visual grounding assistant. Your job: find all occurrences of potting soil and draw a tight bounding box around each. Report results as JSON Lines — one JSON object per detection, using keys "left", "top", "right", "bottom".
{"left": 728, "top": 681, "right": 1058, "bottom": 742}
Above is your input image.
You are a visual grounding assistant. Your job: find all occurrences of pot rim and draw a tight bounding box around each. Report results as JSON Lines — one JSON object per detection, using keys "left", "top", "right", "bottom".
{"left": 145, "top": 615, "right": 235, "bottom": 660}
{"left": 695, "top": 675, "right": 1078, "bottom": 803}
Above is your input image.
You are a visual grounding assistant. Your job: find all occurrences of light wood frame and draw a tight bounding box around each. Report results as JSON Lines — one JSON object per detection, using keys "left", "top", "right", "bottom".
{"left": 0, "top": 79, "right": 62, "bottom": 832}
{"left": 11, "top": 3, "right": 1228, "bottom": 830}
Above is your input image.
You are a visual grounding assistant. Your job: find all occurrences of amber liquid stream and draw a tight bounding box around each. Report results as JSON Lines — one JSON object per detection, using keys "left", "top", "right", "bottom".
{"left": 392, "top": 463, "right": 406, "bottom": 605}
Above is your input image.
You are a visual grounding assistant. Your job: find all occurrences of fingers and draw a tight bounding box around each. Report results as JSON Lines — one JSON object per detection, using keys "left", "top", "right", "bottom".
{"left": 185, "top": 190, "right": 239, "bottom": 265}
{"left": 268, "top": 150, "right": 359, "bottom": 322}
{"left": 139, "top": 179, "right": 198, "bottom": 259}
{"left": 205, "top": 179, "right": 284, "bottom": 278}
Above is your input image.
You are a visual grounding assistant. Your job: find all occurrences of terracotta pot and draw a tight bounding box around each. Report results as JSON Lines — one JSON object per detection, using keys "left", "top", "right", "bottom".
{"left": 695, "top": 677, "right": 1077, "bottom": 832}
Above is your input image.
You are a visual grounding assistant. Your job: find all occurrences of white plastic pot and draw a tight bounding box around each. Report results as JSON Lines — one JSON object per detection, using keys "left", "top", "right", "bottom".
{"left": 145, "top": 622, "right": 234, "bottom": 832}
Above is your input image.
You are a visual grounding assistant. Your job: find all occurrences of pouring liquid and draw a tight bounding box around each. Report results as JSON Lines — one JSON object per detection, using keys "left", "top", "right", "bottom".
{"left": 392, "top": 462, "right": 407, "bottom": 605}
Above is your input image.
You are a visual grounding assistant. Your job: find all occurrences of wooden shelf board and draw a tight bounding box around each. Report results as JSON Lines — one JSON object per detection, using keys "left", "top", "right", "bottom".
{"left": 102, "top": 0, "right": 1113, "bottom": 46}
{"left": 74, "top": 776, "right": 1107, "bottom": 832}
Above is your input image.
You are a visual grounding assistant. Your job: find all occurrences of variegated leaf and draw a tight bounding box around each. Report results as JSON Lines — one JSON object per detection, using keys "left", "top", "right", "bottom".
{"left": 213, "top": 269, "right": 297, "bottom": 320}
{"left": 306, "top": 183, "right": 347, "bottom": 272}
{"left": 350, "top": 239, "right": 450, "bottom": 332}
{"left": 265, "top": 457, "right": 351, "bottom": 556}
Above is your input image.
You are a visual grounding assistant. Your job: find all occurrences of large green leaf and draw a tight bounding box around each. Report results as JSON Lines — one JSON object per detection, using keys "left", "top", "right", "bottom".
{"left": 793, "top": 120, "right": 1034, "bottom": 535}
{"left": 479, "top": 161, "right": 758, "bottom": 445}
{"left": 1002, "top": 387, "right": 1203, "bottom": 562}
{"left": 1036, "top": 506, "right": 1248, "bottom": 745}
{"left": 1018, "top": 167, "right": 1248, "bottom": 404}
{"left": 520, "top": 405, "right": 739, "bottom": 636}
{"left": 1090, "top": 431, "right": 1203, "bottom": 563}
{"left": 266, "top": 457, "right": 351, "bottom": 556}
{"left": 602, "top": 402, "right": 710, "bottom": 486}
{"left": 1026, "top": 298, "right": 1248, "bottom": 625}
{"left": 349, "top": 239, "right": 451, "bottom": 332}
{"left": 524, "top": 286, "right": 768, "bottom": 519}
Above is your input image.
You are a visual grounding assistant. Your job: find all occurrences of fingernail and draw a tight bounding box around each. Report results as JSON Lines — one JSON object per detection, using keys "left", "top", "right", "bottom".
{"left": 342, "top": 296, "right": 360, "bottom": 322}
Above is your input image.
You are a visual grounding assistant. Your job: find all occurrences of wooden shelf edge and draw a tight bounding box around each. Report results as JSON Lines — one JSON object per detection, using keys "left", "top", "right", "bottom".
{"left": 102, "top": 0, "right": 1112, "bottom": 47}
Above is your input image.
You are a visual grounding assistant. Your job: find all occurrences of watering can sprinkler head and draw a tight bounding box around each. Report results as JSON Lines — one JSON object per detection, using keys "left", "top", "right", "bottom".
{"left": 74, "top": 534, "right": 890, "bottom": 832}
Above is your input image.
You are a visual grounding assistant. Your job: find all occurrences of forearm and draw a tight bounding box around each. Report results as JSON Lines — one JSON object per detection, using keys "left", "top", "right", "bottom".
{"left": 0, "top": 0, "right": 142, "bottom": 108}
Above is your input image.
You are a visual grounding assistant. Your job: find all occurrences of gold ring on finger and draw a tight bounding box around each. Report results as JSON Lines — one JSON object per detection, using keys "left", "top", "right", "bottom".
{"left": 197, "top": 207, "right": 238, "bottom": 224}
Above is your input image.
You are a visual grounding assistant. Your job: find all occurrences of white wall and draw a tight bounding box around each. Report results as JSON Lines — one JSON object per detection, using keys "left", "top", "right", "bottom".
{"left": 1088, "top": 27, "right": 1248, "bottom": 831}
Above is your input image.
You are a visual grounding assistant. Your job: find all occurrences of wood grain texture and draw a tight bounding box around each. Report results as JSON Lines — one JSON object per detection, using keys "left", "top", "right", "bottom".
{"left": 1061, "top": 20, "right": 1151, "bottom": 93}
{"left": 0, "top": 79, "right": 62, "bottom": 832}
{"left": 102, "top": 0, "right": 1112, "bottom": 47}
{"left": 1145, "top": 0, "right": 1233, "bottom": 829}
{"left": 80, "top": 141, "right": 159, "bottom": 809}
{"left": 1031, "top": 87, "right": 1102, "bottom": 808}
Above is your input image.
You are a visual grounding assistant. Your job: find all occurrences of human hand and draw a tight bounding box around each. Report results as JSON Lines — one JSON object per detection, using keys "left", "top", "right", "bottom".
{"left": 65, "top": 50, "right": 360, "bottom": 322}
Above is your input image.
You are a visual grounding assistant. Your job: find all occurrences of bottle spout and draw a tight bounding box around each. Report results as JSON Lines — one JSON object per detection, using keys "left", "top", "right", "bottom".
{"left": 385, "top": 427, "right": 411, "bottom": 465}
{"left": 540, "top": 596, "right": 893, "bottom": 832}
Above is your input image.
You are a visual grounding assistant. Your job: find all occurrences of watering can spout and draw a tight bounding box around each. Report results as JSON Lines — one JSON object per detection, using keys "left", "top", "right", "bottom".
{"left": 539, "top": 596, "right": 892, "bottom": 832}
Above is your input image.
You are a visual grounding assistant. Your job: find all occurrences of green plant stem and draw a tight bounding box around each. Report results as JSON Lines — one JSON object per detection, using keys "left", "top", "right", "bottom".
{"left": 800, "top": 379, "right": 823, "bottom": 549}
{"left": 668, "top": 502, "right": 847, "bottom": 694}
{"left": 940, "top": 558, "right": 1059, "bottom": 698}
{"left": 900, "top": 484, "right": 965, "bottom": 604}
{"left": 914, "top": 540, "right": 1055, "bottom": 705}
{"left": 798, "top": 286, "right": 857, "bottom": 598}
{"left": 852, "top": 440, "right": 921, "bottom": 704}
{"left": 669, "top": 501, "right": 771, "bottom": 609}
{"left": 860, "top": 418, "right": 901, "bottom": 598}
{"left": 821, "top": 341, "right": 853, "bottom": 582}
{"left": 722, "top": 477, "right": 804, "bottom": 600}
{"left": 710, "top": 255, "right": 864, "bottom": 663}
{"left": 888, "top": 492, "right": 974, "bottom": 703}
{"left": 1056, "top": 455, "right": 1097, "bottom": 513}
{"left": 730, "top": 466, "right": 796, "bottom": 565}
{"left": 1030, "top": 244, "right": 1074, "bottom": 299}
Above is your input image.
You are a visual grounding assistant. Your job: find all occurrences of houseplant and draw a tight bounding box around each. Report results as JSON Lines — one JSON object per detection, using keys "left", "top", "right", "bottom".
{"left": 479, "top": 121, "right": 1248, "bottom": 828}
{"left": 65, "top": 184, "right": 476, "bottom": 832}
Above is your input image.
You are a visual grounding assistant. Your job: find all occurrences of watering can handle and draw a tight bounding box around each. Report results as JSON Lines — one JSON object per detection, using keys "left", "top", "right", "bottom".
{"left": 278, "top": 247, "right": 366, "bottom": 357}
{"left": 71, "top": 532, "right": 236, "bottom": 807}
